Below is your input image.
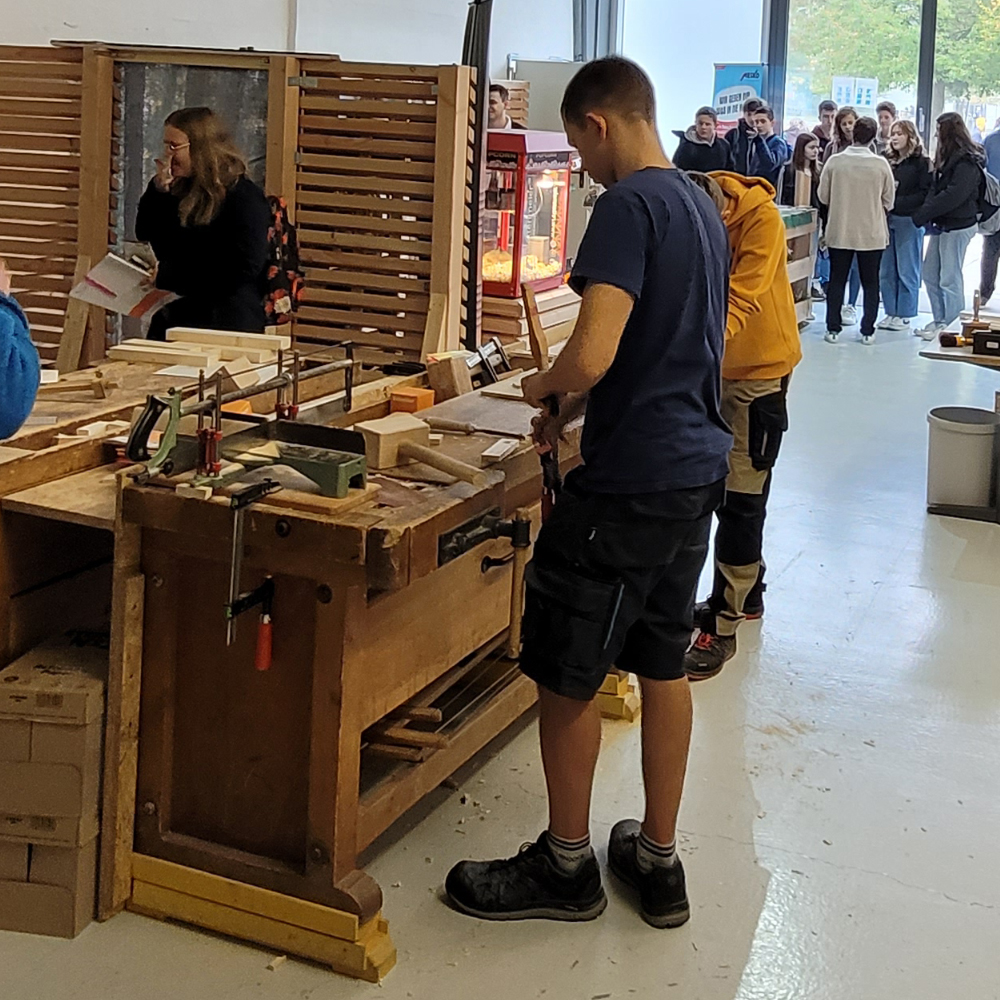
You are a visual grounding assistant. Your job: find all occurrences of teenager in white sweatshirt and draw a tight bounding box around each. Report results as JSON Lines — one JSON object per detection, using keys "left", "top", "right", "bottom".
{"left": 818, "top": 117, "right": 895, "bottom": 344}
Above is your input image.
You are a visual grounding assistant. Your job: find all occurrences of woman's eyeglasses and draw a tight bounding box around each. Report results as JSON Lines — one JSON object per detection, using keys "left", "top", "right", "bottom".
{"left": 164, "top": 141, "right": 190, "bottom": 153}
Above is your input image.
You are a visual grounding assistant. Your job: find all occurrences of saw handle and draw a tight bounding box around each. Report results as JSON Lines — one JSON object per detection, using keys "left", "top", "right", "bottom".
{"left": 126, "top": 393, "right": 172, "bottom": 462}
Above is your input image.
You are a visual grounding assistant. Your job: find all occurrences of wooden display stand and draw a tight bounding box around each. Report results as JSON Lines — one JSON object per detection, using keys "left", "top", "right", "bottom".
{"left": 780, "top": 206, "right": 819, "bottom": 326}
{"left": 0, "top": 44, "right": 479, "bottom": 371}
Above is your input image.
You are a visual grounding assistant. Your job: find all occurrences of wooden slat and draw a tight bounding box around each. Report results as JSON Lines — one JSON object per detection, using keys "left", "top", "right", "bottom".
{"left": 17, "top": 292, "right": 70, "bottom": 310}
{"left": 295, "top": 210, "right": 433, "bottom": 239}
{"left": 298, "top": 132, "right": 436, "bottom": 161}
{"left": 300, "top": 60, "right": 439, "bottom": 81}
{"left": 296, "top": 305, "right": 426, "bottom": 334}
{"left": 308, "top": 77, "right": 437, "bottom": 101}
{"left": 0, "top": 78, "right": 81, "bottom": 99}
{"left": 0, "top": 202, "right": 77, "bottom": 222}
{"left": 297, "top": 152, "right": 434, "bottom": 180}
{"left": 311, "top": 231, "right": 432, "bottom": 257}
{"left": 295, "top": 189, "right": 433, "bottom": 218}
{"left": 0, "top": 220, "right": 77, "bottom": 240}
{"left": 297, "top": 114, "right": 436, "bottom": 141}
{"left": 0, "top": 131, "right": 80, "bottom": 153}
{"left": 0, "top": 98, "right": 82, "bottom": 118}
{"left": 304, "top": 268, "right": 430, "bottom": 294}
{"left": 0, "top": 236, "right": 78, "bottom": 258}
{"left": 0, "top": 114, "right": 81, "bottom": 136}
{"left": 0, "top": 47, "right": 84, "bottom": 64}
{"left": 0, "top": 61, "right": 82, "bottom": 80}
{"left": 0, "top": 150, "right": 79, "bottom": 170}
{"left": 299, "top": 248, "right": 432, "bottom": 277}
{"left": 7, "top": 273, "right": 73, "bottom": 293}
{"left": 294, "top": 324, "right": 422, "bottom": 353}
{"left": 297, "top": 170, "right": 433, "bottom": 199}
{"left": 298, "top": 95, "right": 437, "bottom": 122}
{"left": 265, "top": 54, "right": 300, "bottom": 221}
{"left": 0, "top": 185, "right": 79, "bottom": 204}
{"left": 303, "top": 287, "right": 430, "bottom": 313}
{"left": 0, "top": 165, "right": 79, "bottom": 185}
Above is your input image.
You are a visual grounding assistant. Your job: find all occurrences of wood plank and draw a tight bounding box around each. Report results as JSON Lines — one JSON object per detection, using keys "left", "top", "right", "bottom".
{"left": 295, "top": 189, "right": 433, "bottom": 218}
{"left": 316, "top": 231, "right": 432, "bottom": 257}
{"left": 297, "top": 152, "right": 434, "bottom": 180}
{"left": 0, "top": 131, "right": 80, "bottom": 153}
{"left": 0, "top": 98, "right": 82, "bottom": 118}
{"left": 0, "top": 47, "right": 84, "bottom": 64}
{"left": 0, "top": 150, "right": 79, "bottom": 170}
{"left": 0, "top": 166, "right": 79, "bottom": 188}
{"left": 298, "top": 95, "right": 437, "bottom": 123}
{"left": 0, "top": 61, "right": 82, "bottom": 80}
{"left": 7, "top": 273, "right": 73, "bottom": 292}
{"left": 296, "top": 305, "right": 426, "bottom": 335}
{"left": 55, "top": 254, "right": 91, "bottom": 373}
{"left": 303, "top": 287, "right": 429, "bottom": 312}
{"left": 1, "top": 218, "right": 85, "bottom": 241}
{"left": 128, "top": 881, "right": 395, "bottom": 982}
{"left": 2, "top": 463, "right": 117, "bottom": 531}
{"left": 0, "top": 202, "right": 77, "bottom": 222}
{"left": 0, "top": 78, "right": 81, "bottom": 99}
{"left": 300, "top": 60, "right": 438, "bottom": 81}
{"left": 297, "top": 114, "right": 436, "bottom": 141}
{"left": 164, "top": 327, "right": 291, "bottom": 351}
{"left": 296, "top": 170, "right": 433, "bottom": 199}
{"left": 0, "top": 185, "right": 79, "bottom": 204}
{"left": 0, "top": 115, "right": 81, "bottom": 136}
{"left": 296, "top": 210, "right": 432, "bottom": 239}
{"left": 298, "top": 133, "right": 436, "bottom": 160}
{"left": 265, "top": 54, "right": 299, "bottom": 222}
{"left": 309, "top": 77, "right": 437, "bottom": 101}
{"left": 299, "top": 248, "right": 432, "bottom": 277}
{"left": 304, "top": 269, "right": 429, "bottom": 294}
{"left": 107, "top": 344, "right": 211, "bottom": 366}
{"left": 293, "top": 324, "right": 422, "bottom": 354}
{"left": 131, "top": 854, "right": 361, "bottom": 941}
{"left": 0, "top": 236, "right": 77, "bottom": 257}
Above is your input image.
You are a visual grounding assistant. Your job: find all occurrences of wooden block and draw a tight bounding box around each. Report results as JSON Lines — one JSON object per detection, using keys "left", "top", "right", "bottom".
{"left": 39, "top": 369, "right": 59, "bottom": 385}
{"left": 217, "top": 346, "right": 275, "bottom": 364}
{"left": 596, "top": 689, "right": 641, "bottom": 723}
{"left": 106, "top": 344, "right": 212, "bottom": 367}
{"left": 479, "top": 438, "right": 519, "bottom": 466}
{"left": 128, "top": 880, "right": 395, "bottom": 982}
{"left": 165, "top": 327, "right": 291, "bottom": 352}
{"left": 355, "top": 413, "right": 430, "bottom": 469}
{"left": 389, "top": 387, "right": 435, "bottom": 413}
{"left": 175, "top": 484, "right": 213, "bottom": 501}
{"left": 426, "top": 355, "right": 474, "bottom": 401}
{"left": 599, "top": 671, "right": 630, "bottom": 697}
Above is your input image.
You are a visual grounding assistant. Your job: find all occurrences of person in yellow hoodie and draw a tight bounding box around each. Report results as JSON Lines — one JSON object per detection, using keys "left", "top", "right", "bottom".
{"left": 683, "top": 171, "right": 802, "bottom": 679}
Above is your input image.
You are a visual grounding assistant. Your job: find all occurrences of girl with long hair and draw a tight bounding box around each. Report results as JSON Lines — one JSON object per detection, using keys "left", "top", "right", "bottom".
{"left": 913, "top": 112, "right": 986, "bottom": 338}
{"left": 877, "top": 121, "right": 932, "bottom": 332}
{"left": 821, "top": 106, "right": 858, "bottom": 164}
{"left": 135, "top": 107, "right": 271, "bottom": 340}
{"left": 781, "top": 132, "right": 822, "bottom": 207}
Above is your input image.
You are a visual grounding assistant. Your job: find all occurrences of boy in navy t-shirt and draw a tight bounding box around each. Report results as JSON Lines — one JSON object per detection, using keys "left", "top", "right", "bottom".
{"left": 446, "top": 58, "right": 732, "bottom": 929}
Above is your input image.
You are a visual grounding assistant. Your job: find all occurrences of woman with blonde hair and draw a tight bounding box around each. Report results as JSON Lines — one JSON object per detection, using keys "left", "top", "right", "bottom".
{"left": 136, "top": 107, "right": 271, "bottom": 340}
{"left": 878, "top": 120, "right": 932, "bottom": 331}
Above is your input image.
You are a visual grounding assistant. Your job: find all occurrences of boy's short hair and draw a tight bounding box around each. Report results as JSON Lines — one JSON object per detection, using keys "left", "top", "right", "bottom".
{"left": 695, "top": 106, "right": 719, "bottom": 123}
{"left": 752, "top": 105, "right": 776, "bottom": 122}
{"left": 819, "top": 100, "right": 838, "bottom": 114}
{"left": 490, "top": 83, "right": 510, "bottom": 102}
{"left": 876, "top": 100, "right": 897, "bottom": 117}
{"left": 743, "top": 98, "right": 765, "bottom": 116}
{"left": 561, "top": 57, "right": 656, "bottom": 127}
{"left": 852, "top": 116, "right": 878, "bottom": 145}
{"left": 685, "top": 172, "right": 727, "bottom": 215}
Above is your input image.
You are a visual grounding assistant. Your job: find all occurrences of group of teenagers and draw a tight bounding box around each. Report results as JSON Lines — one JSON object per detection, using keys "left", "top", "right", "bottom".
{"left": 673, "top": 96, "right": 1000, "bottom": 345}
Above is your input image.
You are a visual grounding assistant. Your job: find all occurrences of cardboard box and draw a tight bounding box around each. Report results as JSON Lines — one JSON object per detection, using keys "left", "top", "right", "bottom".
{"left": 0, "top": 719, "right": 31, "bottom": 761}
{"left": 0, "top": 840, "right": 28, "bottom": 881}
{"left": 0, "top": 812, "right": 99, "bottom": 848}
{"left": 0, "top": 759, "right": 100, "bottom": 818}
{"left": 0, "top": 838, "right": 97, "bottom": 938}
{"left": 0, "top": 635, "right": 107, "bottom": 725}
{"left": 30, "top": 717, "right": 102, "bottom": 766}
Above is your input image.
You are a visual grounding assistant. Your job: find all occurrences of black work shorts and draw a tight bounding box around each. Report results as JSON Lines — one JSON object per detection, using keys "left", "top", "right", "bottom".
{"left": 519, "top": 478, "right": 725, "bottom": 700}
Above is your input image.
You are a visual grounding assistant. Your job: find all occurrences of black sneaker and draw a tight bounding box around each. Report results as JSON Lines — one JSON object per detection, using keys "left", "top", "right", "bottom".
{"left": 684, "top": 631, "right": 737, "bottom": 681}
{"left": 445, "top": 834, "right": 607, "bottom": 922}
{"left": 608, "top": 820, "right": 690, "bottom": 929}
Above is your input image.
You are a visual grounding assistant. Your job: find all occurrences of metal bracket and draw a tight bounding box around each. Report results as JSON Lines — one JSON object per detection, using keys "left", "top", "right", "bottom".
{"left": 438, "top": 507, "right": 530, "bottom": 566}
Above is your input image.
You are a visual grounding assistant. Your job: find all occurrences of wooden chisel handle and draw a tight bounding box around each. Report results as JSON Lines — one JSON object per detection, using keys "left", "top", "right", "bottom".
{"left": 398, "top": 441, "right": 488, "bottom": 486}
{"left": 424, "top": 417, "right": 476, "bottom": 434}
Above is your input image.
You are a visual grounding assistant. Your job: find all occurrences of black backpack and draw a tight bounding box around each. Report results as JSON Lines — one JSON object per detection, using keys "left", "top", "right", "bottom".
{"left": 264, "top": 196, "right": 305, "bottom": 324}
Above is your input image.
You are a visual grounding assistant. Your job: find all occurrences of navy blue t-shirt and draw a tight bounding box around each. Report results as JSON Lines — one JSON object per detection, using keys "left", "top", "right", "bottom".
{"left": 568, "top": 167, "right": 732, "bottom": 494}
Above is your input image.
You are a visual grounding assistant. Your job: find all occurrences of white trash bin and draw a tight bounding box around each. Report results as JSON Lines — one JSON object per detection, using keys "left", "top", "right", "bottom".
{"left": 927, "top": 406, "right": 999, "bottom": 508}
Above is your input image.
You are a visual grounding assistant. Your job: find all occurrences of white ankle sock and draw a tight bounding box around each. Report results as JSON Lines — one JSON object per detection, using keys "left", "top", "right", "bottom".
{"left": 545, "top": 831, "right": 593, "bottom": 874}
{"left": 636, "top": 828, "right": 677, "bottom": 873}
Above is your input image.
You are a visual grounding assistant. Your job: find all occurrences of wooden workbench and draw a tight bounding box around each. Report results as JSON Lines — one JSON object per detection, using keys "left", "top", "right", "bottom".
{"left": 108, "top": 383, "right": 580, "bottom": 979}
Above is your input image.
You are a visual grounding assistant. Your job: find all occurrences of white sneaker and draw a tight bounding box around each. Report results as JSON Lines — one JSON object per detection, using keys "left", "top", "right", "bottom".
{"left": 825, "top": 331, "right": 840, "bottom": 344}
{"left": 918, "top": 323, "right": 946, "bottom": 342}
{"left": 882, "top": 317, "right": 909, "bottom": 332}
{"left": 862, "top": 333, "right": 875, "bottom": 345}
{"left": 841, "top": 305, "right": 859, "bottom": 325}
{"left": 876, "top": 315, "right": 896, "bottom": 330}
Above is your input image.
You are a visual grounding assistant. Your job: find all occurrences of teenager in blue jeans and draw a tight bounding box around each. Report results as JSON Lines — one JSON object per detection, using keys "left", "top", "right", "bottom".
{"left": 913, "top": 113, "right": 986, "bottom": 340}
{"left": 878, "top": 121, "right": 932, "bottom": 332}
{"left": 0, "top": 258, "right": 40, "bottom": 441}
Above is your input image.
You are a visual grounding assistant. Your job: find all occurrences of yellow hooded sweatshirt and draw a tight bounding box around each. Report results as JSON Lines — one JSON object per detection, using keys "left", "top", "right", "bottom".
{"left": 710, "top": 172, "right": 802, "bottom": 381}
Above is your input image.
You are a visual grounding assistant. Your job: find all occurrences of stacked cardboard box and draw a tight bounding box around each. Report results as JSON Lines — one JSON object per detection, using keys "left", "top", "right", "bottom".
{"left": 0, "top": 635, "right": 107, "bottom": 938}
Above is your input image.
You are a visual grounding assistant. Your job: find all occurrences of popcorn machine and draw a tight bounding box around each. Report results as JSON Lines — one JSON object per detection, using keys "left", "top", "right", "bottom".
{"left": 481, "top": 130, "right": 577, "bottom": 298}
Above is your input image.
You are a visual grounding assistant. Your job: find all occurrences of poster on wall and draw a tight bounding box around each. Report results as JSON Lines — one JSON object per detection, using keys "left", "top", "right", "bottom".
{"left": 831, "top": 76, "right": 880, "bottom": 111}
{"left": 713, "top": 64, "right": 768, "bottom": 133}
{"left": 832, "top": 77, "right": 854, "bottom": 107}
